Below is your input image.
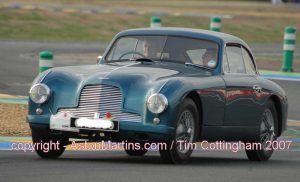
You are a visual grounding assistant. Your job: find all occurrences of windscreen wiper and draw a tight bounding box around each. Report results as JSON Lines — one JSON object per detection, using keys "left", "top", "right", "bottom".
{"left": 185, "top": 62, "right": 213, "bottom": 71}
{"left": 108, "top": 59, "right": 132, "bottom": 63}
{"left": 107, "top": 58, "right": 154, "bottom": 63}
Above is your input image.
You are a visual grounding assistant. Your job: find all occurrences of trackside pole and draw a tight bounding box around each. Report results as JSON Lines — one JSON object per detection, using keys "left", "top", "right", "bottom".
{"left": 210, "top": 16, "right": 221, "bottom": 32}
{"left": 150, "top": 16, "right": 161, "bottom": 28}
{"left": 282, "top": 26, "right": 296, "bottom": 72}
{"left": 39, "top": 51, "right": 53, "bottom": 72}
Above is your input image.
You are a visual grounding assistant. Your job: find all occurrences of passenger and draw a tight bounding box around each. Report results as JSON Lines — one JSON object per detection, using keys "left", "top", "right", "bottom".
{"left": 202, "top": 48, "right": 217, "bottom": 68}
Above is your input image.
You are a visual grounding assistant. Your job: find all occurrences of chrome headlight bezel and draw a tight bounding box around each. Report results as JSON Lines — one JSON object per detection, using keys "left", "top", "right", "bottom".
{"left": 146, "top": 93, "right": 168, "bottom": 114}
{"left": 29, "top": 83, "right": 50, "bottom": 104}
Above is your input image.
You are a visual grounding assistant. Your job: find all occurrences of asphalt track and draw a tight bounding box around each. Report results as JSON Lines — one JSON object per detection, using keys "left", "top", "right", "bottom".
{"left": 1, "top": 150, "right": 300, "bottom": 182}
{"left": 0, "top": 41, "right": 107, "bottom": 95}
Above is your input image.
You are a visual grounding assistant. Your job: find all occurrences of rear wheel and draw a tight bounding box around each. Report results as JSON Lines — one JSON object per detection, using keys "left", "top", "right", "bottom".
{"left": 32, "top": 129, "right": 67, "bottom": 159}
{"left": 246, "top": 100, "right": 278, "bottom": 161}
{"left": 159, "top": 98, "right": 199, "bottom": 164}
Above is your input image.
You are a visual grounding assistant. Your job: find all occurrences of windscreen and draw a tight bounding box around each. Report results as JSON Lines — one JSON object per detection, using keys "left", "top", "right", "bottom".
{"left": 105, "top": 35, "right": 219, "bottom": 68}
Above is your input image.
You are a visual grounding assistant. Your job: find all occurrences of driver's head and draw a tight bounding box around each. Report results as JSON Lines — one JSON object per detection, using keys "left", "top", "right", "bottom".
{"left": 143, "top": 39, "right": 157, "bottom": 58}
{"left": 143, "top": 40, "right": 152, "bottom": 57}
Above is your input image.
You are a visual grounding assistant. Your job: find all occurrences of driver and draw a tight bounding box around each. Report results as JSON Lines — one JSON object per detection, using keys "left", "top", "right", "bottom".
{"left": 142, "top": 39, "right": 158, "bottom": 58}
{"left": 202, "top": 48, "right": 217, "bottom": 68}
{"left": 143, "top": 40, "right": 152, "bottom": 57}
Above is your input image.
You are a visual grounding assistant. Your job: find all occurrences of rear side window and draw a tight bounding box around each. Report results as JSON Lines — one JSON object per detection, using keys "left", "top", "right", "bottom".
{"left": 242, "top": 48, "right": 256, "bottom": 74}
{"left": 222, "top": 50, "right": 230, "bottom": 73}
{"left": 226, "top": 46, "right": 245, "bottom": 74}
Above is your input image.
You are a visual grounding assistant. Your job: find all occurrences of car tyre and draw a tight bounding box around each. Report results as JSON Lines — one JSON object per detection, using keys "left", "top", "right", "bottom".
{"left": 246, "top": 100, "right": 278, "bottom": 161}
{"left": 31, "top": 129, "right": 66, "bottom": 159}
{"left": 159, "top": 98, "right": 199, "bottom": 164}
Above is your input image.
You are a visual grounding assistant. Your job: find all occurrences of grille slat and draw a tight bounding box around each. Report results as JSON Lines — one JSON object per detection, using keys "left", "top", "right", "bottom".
{"left": 80, "top": 95, "right": 122, "bottom": 98}
{"left": 58, "top": 85, "right": 142, "bottom": 122}
{"left": 79, "top": 102, "right": 121, "bottom": 105}
{"left": 81, "top": 89, "right": 121, "bottom": 92}
{"left": 80, "top": 92, "right": 121, "bottom": 96}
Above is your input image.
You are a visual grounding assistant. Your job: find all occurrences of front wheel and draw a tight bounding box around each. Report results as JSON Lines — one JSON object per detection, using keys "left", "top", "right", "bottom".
{"left": 159, "top": 98, "right": 199, "bottom": 164}
{"left": 245, "top": 100, "right": 278, "bottom": 161}
{"left": 32, "top": 129, "right": 67, "bottom": 159}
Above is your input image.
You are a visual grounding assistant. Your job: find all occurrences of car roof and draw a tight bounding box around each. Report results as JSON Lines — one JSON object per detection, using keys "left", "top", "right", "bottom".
{"left": 116, "top": 27, "right": 248, "bottom": 46}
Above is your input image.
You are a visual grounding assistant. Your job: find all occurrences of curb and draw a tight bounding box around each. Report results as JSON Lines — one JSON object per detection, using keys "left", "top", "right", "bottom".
{"left": 260, "top": 70, "right": 300, "bottom": 81}
{"left": 0, "top": 94, "right": 28, "bottom": 105}
{"left": 0, "top": 98, "right": 28, "bottom": 105}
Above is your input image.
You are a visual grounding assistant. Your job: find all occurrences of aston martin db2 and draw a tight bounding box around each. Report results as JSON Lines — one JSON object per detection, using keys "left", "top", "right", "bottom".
{"left": 27, "top": 28, "right": 287, "bottom": 163}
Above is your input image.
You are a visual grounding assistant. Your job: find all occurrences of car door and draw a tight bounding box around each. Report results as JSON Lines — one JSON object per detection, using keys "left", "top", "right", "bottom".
{"left": 222, "top": 44, "right": 261, "bottom": 127}
{"left": 241, "top": 46, "right": 268, "bottom": 121}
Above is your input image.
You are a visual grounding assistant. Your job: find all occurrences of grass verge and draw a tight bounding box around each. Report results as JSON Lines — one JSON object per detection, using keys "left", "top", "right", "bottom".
{"left": 0, "top": 0, "right": 299, "bottom": 43}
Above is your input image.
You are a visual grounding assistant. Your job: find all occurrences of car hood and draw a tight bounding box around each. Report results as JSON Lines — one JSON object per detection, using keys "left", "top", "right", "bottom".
{"left": 38, "top": 62, "right": 211, "bottom": 114}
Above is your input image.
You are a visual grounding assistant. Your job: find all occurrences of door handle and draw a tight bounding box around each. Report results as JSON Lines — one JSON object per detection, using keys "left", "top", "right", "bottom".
{"left": 253, "top": 85, "right": 262, "bottom": 93}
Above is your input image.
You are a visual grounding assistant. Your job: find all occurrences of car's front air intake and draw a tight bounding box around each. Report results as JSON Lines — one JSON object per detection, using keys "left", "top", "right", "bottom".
{"left": 58, "top": 84, "right": 142, "bottom": 122}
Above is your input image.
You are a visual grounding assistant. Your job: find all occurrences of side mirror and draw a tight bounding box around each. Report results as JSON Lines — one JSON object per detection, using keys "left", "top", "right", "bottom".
{"left": 97, "top": 55, "right": 103, "bottom": 63}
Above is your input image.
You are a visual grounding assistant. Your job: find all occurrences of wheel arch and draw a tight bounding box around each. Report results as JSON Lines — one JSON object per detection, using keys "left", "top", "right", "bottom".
{"left": 269, "top": 95, "right": 283, "bottom": 137}
{"left": 184, "top": 91, "right": 203, "bottom": 139}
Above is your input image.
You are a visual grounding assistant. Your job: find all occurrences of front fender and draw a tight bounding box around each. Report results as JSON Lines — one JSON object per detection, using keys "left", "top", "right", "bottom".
{"left": 146, "top": 78, "right": 194, "bottom": 128}
{"left": 150, "top": 76, "right": 226, "bottom": 128}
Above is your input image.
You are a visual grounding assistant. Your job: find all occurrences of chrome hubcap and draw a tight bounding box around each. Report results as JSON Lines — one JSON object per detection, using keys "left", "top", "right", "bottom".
{"left": 260, "top": 109, "right": 275, "bottom": 151}
{"left": 176, "top": 110, "right": 195, "bottom": 154}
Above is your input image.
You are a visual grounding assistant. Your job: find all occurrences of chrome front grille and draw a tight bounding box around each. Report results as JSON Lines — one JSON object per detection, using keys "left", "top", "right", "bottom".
{"left": 58, "top": 85, "right": 142, "bottom": 122}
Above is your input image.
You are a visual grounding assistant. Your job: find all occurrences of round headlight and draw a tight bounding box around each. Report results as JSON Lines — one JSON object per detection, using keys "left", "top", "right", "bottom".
{"left": 29, "top": 83, "right": 50, "bottom": 104}
{"left": 147, "top": 93, "right": 168, "bottom": 114}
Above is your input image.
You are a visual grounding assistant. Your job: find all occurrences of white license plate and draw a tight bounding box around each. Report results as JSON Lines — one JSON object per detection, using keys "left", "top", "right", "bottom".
{"left": 50, "top": 112, "right": 119, "bottom": 132}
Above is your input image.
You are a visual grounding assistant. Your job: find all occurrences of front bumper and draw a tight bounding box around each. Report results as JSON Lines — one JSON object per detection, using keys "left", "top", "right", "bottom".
{"left": 27, "top": 114, "right": 175, "bottom": 142}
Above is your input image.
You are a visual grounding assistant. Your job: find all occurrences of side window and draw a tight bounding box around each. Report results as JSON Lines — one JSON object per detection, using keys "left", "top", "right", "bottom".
{"left": 222, "top": 49, "right": 230, "bottom": 73}
{"left": 242, "top": 48, "right": 256, "bottom": 74}
{"left": 226, "top": 46, "right": 245, "bottom": 74}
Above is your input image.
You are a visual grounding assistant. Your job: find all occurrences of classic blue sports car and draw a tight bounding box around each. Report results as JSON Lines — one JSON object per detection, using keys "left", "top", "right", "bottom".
{"left": 27, "top": 28, "right": 288, "bottom": 164}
